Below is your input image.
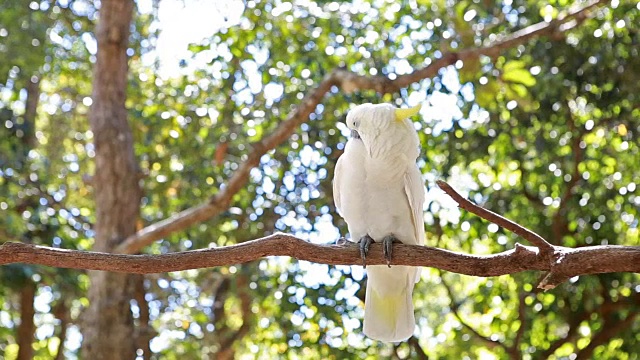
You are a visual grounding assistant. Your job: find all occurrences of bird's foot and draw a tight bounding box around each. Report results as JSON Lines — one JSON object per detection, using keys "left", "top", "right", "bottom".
{"left": 358, "top": 235, "right": 375, "bottom": 268}
{"left": 382, "top": 234, "right": 400, "bottom": 267}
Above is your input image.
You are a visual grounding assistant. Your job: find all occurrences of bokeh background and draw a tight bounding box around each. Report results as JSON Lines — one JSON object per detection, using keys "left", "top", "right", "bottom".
{"left": 0, "top": 0, "right": 638, "bottom": 358}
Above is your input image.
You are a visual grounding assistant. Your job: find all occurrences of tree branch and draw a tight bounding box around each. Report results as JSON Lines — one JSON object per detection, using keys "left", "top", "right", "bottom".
{"left": 114, "top": 0, "right": 609, "bottom": 255}
{"left": 2, "top": 178, "right": 638, "bottom": 288}
{"left": 435, "top": 180, "right": 639, "bottom": 289}
{"left": 436, "top": 180, "right": 555, "bottom": 256}
{"left": 2, "top": 234, "right": 638, "bottom": 286}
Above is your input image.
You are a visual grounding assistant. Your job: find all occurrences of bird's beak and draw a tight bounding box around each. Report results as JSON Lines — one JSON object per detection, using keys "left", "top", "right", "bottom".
{"left": 350, "top": 129, "right": 361, "bottom": 139}
{"left": 395, "top": 104, "right": 422, "bottom": 122}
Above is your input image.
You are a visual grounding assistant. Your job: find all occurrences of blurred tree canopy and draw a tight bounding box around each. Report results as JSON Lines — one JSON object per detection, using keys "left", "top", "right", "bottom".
{"left": 0, "top": 0, "right": 638, "bottom": 359}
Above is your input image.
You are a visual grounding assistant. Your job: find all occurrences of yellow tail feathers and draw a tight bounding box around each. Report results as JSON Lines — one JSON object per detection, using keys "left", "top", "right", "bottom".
{"left": 363, "top": 268, "right": 416, "bottom": 342}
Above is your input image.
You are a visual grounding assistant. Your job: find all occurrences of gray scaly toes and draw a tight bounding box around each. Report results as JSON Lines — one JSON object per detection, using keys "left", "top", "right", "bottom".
{"left": 382, "top": 234, "right": 400, "bottom": 267}
{"left": 358, "top": 234, "right": 375, "bottom": 268}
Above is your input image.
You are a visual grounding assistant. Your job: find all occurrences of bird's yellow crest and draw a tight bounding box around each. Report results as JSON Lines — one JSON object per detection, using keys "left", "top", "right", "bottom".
{"left": 394, "top": 104, "right": 422, "bottom": 122}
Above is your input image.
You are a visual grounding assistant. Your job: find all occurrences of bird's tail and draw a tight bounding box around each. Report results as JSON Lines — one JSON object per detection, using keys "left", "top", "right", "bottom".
{"left": 363, "top": 267, "right": 416, "bottom": 342}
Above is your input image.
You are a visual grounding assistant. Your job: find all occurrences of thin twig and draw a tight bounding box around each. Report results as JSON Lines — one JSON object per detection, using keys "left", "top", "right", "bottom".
{"left": 436, "top": 180, "right": 555, "bottom": 256}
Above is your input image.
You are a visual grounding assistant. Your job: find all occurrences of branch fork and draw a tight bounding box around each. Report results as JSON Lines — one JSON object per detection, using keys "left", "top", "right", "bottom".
{"left": 2, "top": 181, "right": 639, "bottom": 289}
{"left": 435, "top": 180, "right": 640, "bottom": 289}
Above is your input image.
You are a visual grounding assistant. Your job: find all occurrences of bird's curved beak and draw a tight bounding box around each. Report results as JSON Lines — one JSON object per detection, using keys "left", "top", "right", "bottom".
{"left": 350, "top": 129, "right": 361, "bottom": 139}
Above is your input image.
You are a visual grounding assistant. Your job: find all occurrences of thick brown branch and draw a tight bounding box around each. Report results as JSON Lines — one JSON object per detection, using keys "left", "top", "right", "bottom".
{"left": 436, "top": 180, "right": 555, "bottom": 255}
{"left": 115, "top": 0, "right": 608, "bottom": 255}
{"left": 435, "top": 180, "right": 640, "bottom": 289}
{"left": 2, "top": 234, "right": 639, "bottom": 286}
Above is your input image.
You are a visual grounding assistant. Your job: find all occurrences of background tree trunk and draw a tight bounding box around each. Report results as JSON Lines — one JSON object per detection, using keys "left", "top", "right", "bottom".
{"left": 81, "top": 0, "right": 140, "bottom": 359}
{"left": 16, "top": 75, "right": 41, "bottom": 360}
{"left": 16, "top": 281, "right": 35, "bottom": 360}
{"left": 53, "top": 301, "right": 69, "bottom": 360}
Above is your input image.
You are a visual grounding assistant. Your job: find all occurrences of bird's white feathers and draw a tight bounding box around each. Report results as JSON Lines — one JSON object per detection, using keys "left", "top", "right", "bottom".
{"left": 333, "top": 103, "right": 425, "bottom": 342}
{"left": 364, "top": 265, "right": 417, "bottom": 341}
{"left": 333, "top": 138, "right": 367, "bottom": 239}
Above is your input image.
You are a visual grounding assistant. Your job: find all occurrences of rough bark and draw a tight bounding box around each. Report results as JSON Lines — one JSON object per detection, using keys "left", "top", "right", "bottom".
{"left": 3, "top": 235, "right": 639, "bottom": 284}
{"left": 81, "top": 0, "right": 141, "bottom": 359}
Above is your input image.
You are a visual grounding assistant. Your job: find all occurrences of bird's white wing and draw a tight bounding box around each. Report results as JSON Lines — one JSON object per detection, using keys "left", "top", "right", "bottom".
{"left": 332, "top": 154, "right": 345, "bottom": 215}
{"left": 404, "top": 166, "right": 425, "bottom": 246}
{"left": 404, "top": 166, "right": 425, "bottom": 283}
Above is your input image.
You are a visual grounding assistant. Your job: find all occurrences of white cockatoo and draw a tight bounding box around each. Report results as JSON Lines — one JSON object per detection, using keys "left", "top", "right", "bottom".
{"left": 333, "top": 103, "right": 425, "bottom": 342}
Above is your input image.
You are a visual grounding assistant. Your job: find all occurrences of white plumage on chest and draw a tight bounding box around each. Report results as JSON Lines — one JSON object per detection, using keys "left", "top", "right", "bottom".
{"left": 332, "top": 102, "right": 426, "bottom": 342}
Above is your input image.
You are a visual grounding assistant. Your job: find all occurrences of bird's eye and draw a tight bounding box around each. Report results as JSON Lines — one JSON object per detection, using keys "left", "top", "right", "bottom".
{"left": 352, "top": 120, "right": 359, "bottom": 127}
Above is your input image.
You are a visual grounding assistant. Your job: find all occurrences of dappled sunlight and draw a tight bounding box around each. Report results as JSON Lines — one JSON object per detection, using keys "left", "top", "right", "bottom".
{"left": 0, "top": 0, "right": 638, "bottom": 358}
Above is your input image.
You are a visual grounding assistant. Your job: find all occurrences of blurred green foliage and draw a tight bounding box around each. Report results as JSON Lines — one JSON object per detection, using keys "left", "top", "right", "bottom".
{"left": 0, "top": 0, "right": 639, "bottom": 359}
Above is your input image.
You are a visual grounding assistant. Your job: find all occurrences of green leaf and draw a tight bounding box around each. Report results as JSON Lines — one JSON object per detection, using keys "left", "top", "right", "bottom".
{"left": 503, "top": 68, "right": 536, "bottom": 87}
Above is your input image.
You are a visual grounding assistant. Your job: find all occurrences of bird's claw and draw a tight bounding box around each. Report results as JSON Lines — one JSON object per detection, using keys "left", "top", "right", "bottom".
{"left": 358, "top": 235, "right": 375, "bottom": 268}
{"left": 382, "top": 234, "right": 399, "bottom": 267}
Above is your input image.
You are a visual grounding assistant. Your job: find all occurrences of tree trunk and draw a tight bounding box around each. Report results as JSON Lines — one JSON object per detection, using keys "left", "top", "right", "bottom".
{"left": 132, "top": 274, "right": 154, "bottom": 360}
{"left": 23, "top": 76, "right": 40, "bottom": 148}
{"left": 81, "top": 0, "right": 140, "bottom": 359}
{"left": 53, "top": 301, "right": 69, "bottom": 360}
{"left": 16, "top": 76, "right": 41, "bottom": 360}
{"left": 16, "top": 281, "right": 36, "bottom": 360}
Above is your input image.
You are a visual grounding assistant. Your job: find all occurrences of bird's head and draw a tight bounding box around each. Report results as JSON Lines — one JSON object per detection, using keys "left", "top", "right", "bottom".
{"left": 345, "top": 103, "right": 421, "bottom": 158}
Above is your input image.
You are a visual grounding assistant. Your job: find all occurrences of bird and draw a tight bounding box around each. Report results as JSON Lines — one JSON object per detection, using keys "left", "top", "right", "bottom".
{"left": 333, "top": 103, "right": 425, "bottom": 342}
